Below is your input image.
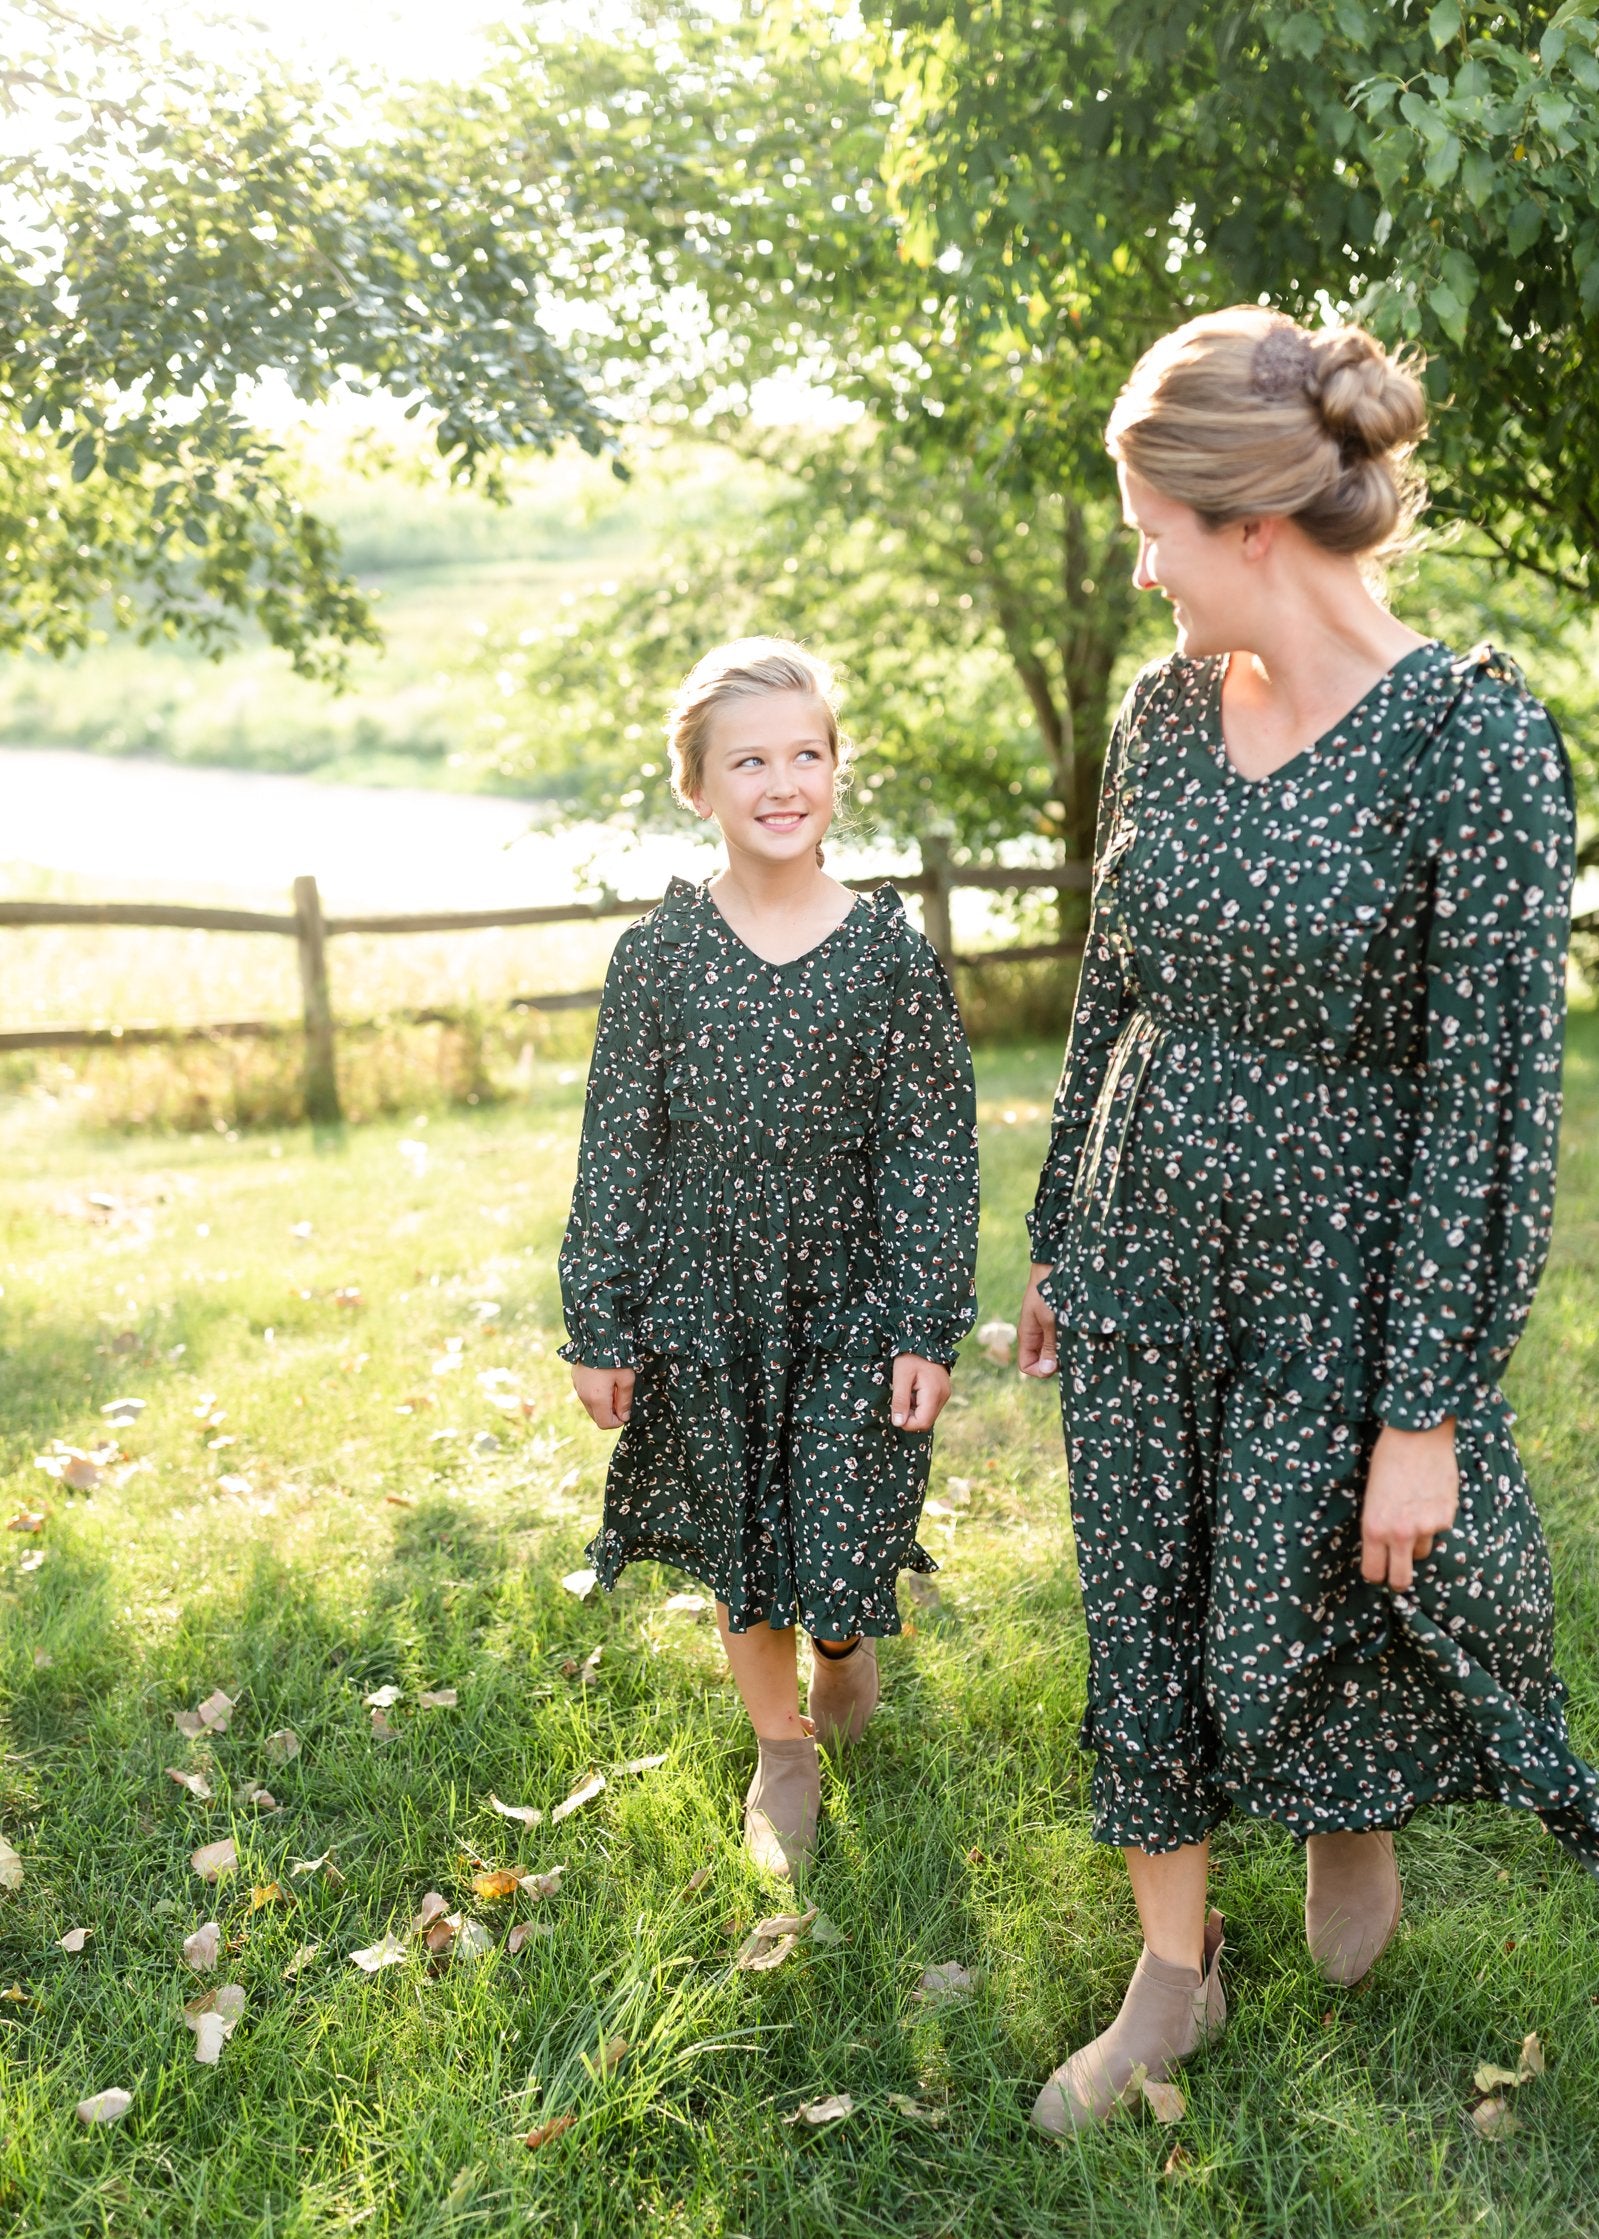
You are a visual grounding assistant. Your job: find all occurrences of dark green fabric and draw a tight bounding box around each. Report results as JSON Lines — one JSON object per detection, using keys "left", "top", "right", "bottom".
{"left": 560, "top": 877, "right": 978, "bottom": 1635}
{"left": 1030, "top": 640, "right": 1599, "bottom": 1871}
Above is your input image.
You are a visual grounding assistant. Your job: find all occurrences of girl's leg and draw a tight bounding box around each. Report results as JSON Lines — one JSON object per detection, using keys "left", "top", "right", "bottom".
{"left": 714, "top": 1602, "right": 809, "bottom": 1739}
{"left": 1125, "top": 1837, "right": 1211, "bottom": 1972}
{"left": 808, "top": 1632, "right": 880, "bottom": 1748}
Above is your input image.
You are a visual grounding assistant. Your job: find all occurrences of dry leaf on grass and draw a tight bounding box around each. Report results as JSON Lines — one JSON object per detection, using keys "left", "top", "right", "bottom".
{"left": 560, "top": 1568, "right": 598, "bottom": 1600}
{"left": 471, "top": 1869, "right": 522, "bottom": 1902}
{"left": 57, "top": 1927, "right": 91, "bottom": 1953}
{"left": 370, "top": 1707, "right": 398, "bottom": 1741}
{"left": 1, "top": 1985, "right": 29, "bottom": 2003}
{"left": 508, "top": 1919, "right": 555, "bottom": 1952}
{"left": 8, "top": 1508, "right": 45, "bottom": 1532}
{"left": 680, "top": 1865, "right": 713, "bottom": 1897}
{"left": 18, "top": 1549, "right": 45, "bottom": 1572}
{"left": 551, "top": 1772, "right": 606, "bottom": 1824}
{"left": 165, "top": 1768, "right": 212, "bottom": 1800}
{"left": 977, "top": 1319, "right": 1018, "bottom": 1364}
{"left": 363, "top": 1684, "right": 402, "bottom": 1709}
{"left": 517, "top": 1867, "right": 566, "bottom": 1900}
{"left": 101, "top": 1397, "right": 146, "bottom": 1425}
{"left": 241, "top": 1786, "right": 279, "bottom": 1812}
{"left": 662, "top": 1593, "right": 708, "bottom": 1617}
{"left": 1140, "top": 2075, "right": 1186, "bottom": 2125}
{"left": 521, "top": 2115, "right": 575, "bottom": 2150}
{"left": 576, "top": 1646, "right": 604, "bottom": 1687}
{"left": 183, "top": 1922, "right": 221, "bottom": 1971}
{"left": 737, "top": 1932, "right": 798, "bottom": 1973}
{"left": 76, "top": 2087, "right": 133, "bottom": 2124}
{"left": 1471, "top": 2096, "right": 1520, "bottom": 2139}
{"left": 488, "top": 1795, "right": 544, "bottom": 1829}
{"left": 1518, "top": 2033, "right": 1545, "bottom": 2078}
{"left": 190, "top": 1838, "right": 238, "bottom": 1883}
{"left": 184, "top": 1984, "right": 246, "bottom": 2065}
{"left": 913, "top": 1961, "right": 973, "bottom": 2005}
{"left": 886, "top": 2095, "right": 945, "bottom": 2125}
{"left": 418, "top": 1688, "right": 458, "bottom": 1710}
{"left": 0, "top": 1837, "right": 23, "bottom": 1892}
{"left": 1473, "top": 2033, "right": 1546, "bottom": 2096}
{"left": 411, "top": 1891, "right": 450, "bottom": 1934}
{"left": 282, "top": 1943, "right": 322, "bottom": 1981}
{"left": 249, "top": 1883, "right": 288, "bottom": 1912}
{"left": 785, "top": 2094, "right": 853, "bottom": 2125}
{"left": 350, "top": 1934, "right": 409, "bottom": 1972}
{"left": 32, "top": 1648, "right": 52, "bottom": 1670}
{"left": 263, "top": 1729, "right": 300, "bottom": 1762}
{"left": 1162, "top": 2143, "right": 1194, "bottom": 2179}
{"left": 289, "top": 1852, "right": 331, "bottom": 1879}
{"left": 588, "top": 2035, "right": 627, "bottom": 2078}
{"left": 621, "top": 1753, "right": 668, "bottom": 1776}
{"left": 454, "top": 1918, "right": 494, "bottom": 1960}
{"left": 1474, "top": 2061, "right": 1522, "bottom": 2093}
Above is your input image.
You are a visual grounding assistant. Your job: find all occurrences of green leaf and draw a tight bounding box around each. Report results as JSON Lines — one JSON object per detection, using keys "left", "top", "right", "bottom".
{"left": 1427, "top": 279, "right": 1468, "bottom": 342}
{"left": 1539, "top": 23, "right": 1568, "bottom": 71}
{"left": 1428, "top": 0, "right": 1462, "bottom": 47}
{"left": 1441, "top": 247, "right": 1479, "bottom": 306}
{"left": 1461, "top": 147, "right": 1496, "bottom": 206}
{"left": 1507, "top": 197, "right": 1544, "bottom": 255}
{"left": 1423, "top": 131, "right": 1461, "bottom": 186}
{"left": 1275, "top": 14, "right": 1326, "bottom": 62}
{"left": 70, "top": 434, "right": 98, "bottom": 482}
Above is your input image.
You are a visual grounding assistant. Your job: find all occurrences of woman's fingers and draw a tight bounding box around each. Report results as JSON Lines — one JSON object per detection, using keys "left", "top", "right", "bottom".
{"left": 1017, "top": 1295, "right": 1058, "bottom": 1378}
{"left": 1413, "top": 1534, "right": 1434, "bottom": 1562}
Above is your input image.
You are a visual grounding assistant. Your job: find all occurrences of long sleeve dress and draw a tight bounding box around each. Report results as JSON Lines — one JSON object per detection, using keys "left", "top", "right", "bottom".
{"left": 560, "top": 875, "right": 979, "bottom": 1637}
{"left": 1028, "top": 639, "right": 1599, "bottom": 1870}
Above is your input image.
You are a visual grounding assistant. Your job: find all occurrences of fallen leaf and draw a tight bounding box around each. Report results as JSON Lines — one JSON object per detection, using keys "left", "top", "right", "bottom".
{"left": 589, "top": 2034, "right": 627, "bottom": 2077}
{"left": 57, "top": 1927, "right": 91, "bottom": 1953}
{"left": 785, "top": 2094, "right": 853, "bottom": 2125}
{"left": 263, "top": 1729, "right": 300, "bottom": 1762}
{"left": 173, "top": 1711, "right": 206, "bottom": 1738}
{"left": 472, "top": 1869, "right": 522, "bottom": 1901}
{"left": 32, "top": 1647, "right": 52, "bottom": 1670}
{"left": 488, "top": 1794, "right": 544, "bottom": 1829}
{"left": 1471, "top": 2096, "right": 1520, "bottom": 2139}
{"left": 370, "top": 1706, "right": 398, "bottom": 1741}
{"left": 76, "top": 2087, "right": 133, "bottom": 2124}
{"left": 471, "top": 1431, "right": 501, "bottom": 1456}
{"left": 662, "top": 1593, "right": 708, "bottom": 1616}
{"left": 551, "top": 1771, "right": 606, "bottom": 1824}
{"left": 755, "top": 1908, "right": 817, "bottom": 1938}
{"left": 1142, "top": 2076, "right": 1186, "bottom": 2124}
{"left": 1519, "top": 2032, "right": 1545, "bottom": 2079}
{"left": 577, "top": 1646, "right": 603, "bottom": 1686}
{"left": 622, "top": 1753, "right": 668, "bottom": 1775}
{"left": 384, "top": 1491, "right": 417, "bottom": 1506}
{"left": 418, "top": 1688, "right": 458, "bottom": 1710}
{"left": 914, "top": 1960, "right": 973, "bottom": 2005}
{"left": 1474, "top": 2061, "right": 1522, "bottom": 2094}
{"left": 561, "top": 1567, "right": 598, "bottom": 1600}
{"left": 333, "top": 1287, "right": 363, "bottom": 1309}
{"left": 289, "top": 1852, "right": 331, "bottom": 1879}
{"left": 18, "top": 1549, "right": 45, "bottom": 1572}
{"left": 184, "top": 1983, "right": 245, "bottom": 2064}
{"left": 101, "top": 1397, "right": 146, "bottom": 1424}
{"left": 190, "top": 1838, "right": 238, "bottom": 1883}
{"left": 977, "top": 1318, "right": 1017, "bottom": 1364}
{"left": 248, "top": 1883, "right": 288, "bottom": 1912}
{"left": 411, "top": 1891, "right": 450, "bottom": 1934}
{"left": 454, "top": 1918, "right": 494, "bottom": 1961}
{"left": 521, "top": 2115, "right": 575, "bottom": 2149}
{"left": 1162, "top": 2143, "right": 1194, "bottom": 2178}
{"left": 241, "top": 1785, "right": 279, "bottom": 1812}
{"left": 349, "top": 1934, "right": 409, "bottom": 1972}
{"left": 517, "top": 1867, "right": 567, "bottom": 1900}
{"left": 508, "top": 1919, "right": 555, "bottom": 1952}
{"left": 194, "top": 1690, "right": 235, "bottom": 1733}
{"left": 282, "top": 1942, "right": 322, "bottom": 1981}
{"left": 680, "top": 1865, "right": 713, "bottom": 1896}
{"left": 424, "top": 1915, "right": 459, "bottom": 1955}
{"left": 886, "top": 2094, "right": 945, "bottom": 2124}
{"left": 165, "top": 1767, "right": 213, "bottom": 1800}
{"left": 944, "top": 1477, "right": 973, "bottom": 1504}
{"left": 1, "top": 1985, "right": 28, "bottom": 2003}
{"left": 216, "top": 1475, "right": 253, "bottom": 1498}
{"left": 183, "top": 1922, "right": 221, "bottom": 1971}
{"left": 737, "top": 1931, "right": 798, "bottom": 1973}
{"left": 8, "top": 1508, "right": 45, "bottom": 1533}
{"left": 363, "top": 1684, "right": 402, "bottom": 1709}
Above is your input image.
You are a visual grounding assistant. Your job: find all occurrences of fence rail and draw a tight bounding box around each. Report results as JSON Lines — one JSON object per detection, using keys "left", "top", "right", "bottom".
{"left": 2, "top": 840, "right": 1091, "bottom": 1121}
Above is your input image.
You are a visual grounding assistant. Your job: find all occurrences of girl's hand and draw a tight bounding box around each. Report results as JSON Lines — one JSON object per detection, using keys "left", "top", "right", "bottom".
{"left": 571, "top": 1363, "right": 635, "bottom": 1431}
{"left": 891, "top": 1354, "right": 950, "bottom": 1432}
{"left": 1361, "top": 1419, "right": 1459, "bottom": 1591}
{"left": 1018, "top": 1263, "right": 1059, "bottom": 1378}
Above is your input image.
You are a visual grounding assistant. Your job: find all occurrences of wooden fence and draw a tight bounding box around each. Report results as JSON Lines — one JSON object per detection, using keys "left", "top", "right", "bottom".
{"left": 0, "top": 836, "right": 1090, "bottom": 1122}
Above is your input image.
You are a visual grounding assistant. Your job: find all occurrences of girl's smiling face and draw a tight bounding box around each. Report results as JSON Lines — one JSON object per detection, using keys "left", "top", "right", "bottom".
{"left": 691, "top": 689, "right": 838, "bottom": 861}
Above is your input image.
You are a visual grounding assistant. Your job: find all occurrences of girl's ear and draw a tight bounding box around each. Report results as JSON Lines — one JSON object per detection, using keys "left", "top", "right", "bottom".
{"left": 689, "top": 793, "right": 712, "bottom": 822}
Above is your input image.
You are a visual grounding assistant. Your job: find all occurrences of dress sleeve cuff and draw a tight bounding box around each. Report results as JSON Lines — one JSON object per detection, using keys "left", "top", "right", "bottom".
{"left": 557, "top": 1300, "right": 637, "bottom": 1371}
{"left": 1374, "top": 1344, "right": 1493, "bottom": 1431}
{"left": 890, "top": 1321, "right": 963, "bottom": 1370}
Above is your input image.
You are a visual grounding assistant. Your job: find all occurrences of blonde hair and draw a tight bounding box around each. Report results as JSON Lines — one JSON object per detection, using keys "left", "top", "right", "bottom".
{"left": 1106, "top": 306, "right": 1428, "bottom": 557}
{"left": 666, "top": 636, "right": 847, "bottom": 809}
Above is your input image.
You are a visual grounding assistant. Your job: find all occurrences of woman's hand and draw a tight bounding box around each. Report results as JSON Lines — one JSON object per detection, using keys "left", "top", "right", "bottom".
{"left": 1361, "top": 1419, "right": 1459, "bottom": 1591}
{"left": 891, "top": 1354, "right": 950, "bottom": 1431}
{"left": 571, "top": 1363, "right": 635, "bottom": 1430}
{"left": 1018, "top": 1263, "right": 1059, "bottom": 1378}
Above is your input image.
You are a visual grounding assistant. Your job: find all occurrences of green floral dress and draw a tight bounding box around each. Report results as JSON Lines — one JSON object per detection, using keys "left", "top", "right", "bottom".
{"left": 560, "top": 876, "right": 979, "bottom": 1637}
{"left": 1030, "top": 640, "right": 1599, "bottom": 1872}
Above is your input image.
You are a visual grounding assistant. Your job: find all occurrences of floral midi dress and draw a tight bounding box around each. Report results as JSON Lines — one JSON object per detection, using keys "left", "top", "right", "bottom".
{"left": 560, "top": 875, "right": 979, "bottom": 1637}
{"left": 1030, "top": 639, "right": 1599, "bottom": 1871}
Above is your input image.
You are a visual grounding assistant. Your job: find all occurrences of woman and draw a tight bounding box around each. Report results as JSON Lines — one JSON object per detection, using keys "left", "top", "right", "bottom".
{"left": 1019, "top": 306, "right": 1599, "bottom": 2136}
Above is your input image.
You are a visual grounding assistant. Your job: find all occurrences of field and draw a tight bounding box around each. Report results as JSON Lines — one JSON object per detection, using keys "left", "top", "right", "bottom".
{"left": 2, "top": 1028, "right": 1597, "bottom": 2238}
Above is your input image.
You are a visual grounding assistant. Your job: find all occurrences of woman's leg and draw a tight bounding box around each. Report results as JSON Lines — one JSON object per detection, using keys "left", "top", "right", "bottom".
{"left": 1125, "top": 1837, "right": 1211, "bottom": 1972}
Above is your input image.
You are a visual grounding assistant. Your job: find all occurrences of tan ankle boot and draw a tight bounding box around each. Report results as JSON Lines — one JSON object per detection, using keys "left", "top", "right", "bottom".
{"left": 1031, "top": 1910, "right": 1226, "bottom": 2138}
{"left": 807, "top": 1636, "right": 880, "bottom": 1750}
{"left": 743, "top": 1737, "right": 821, "bottom": 1879}
{"left": 1305, "top": 1829, "right": 1401, "bottom": 1987}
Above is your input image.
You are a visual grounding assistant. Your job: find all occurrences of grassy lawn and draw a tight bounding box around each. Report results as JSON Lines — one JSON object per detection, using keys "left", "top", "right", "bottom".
{"left": 2, "top": 1029, "right": 1598, "bottom": 2238}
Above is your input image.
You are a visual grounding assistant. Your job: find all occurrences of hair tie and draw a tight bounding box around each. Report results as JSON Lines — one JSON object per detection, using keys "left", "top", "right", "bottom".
{"left": 1250, "top": 325, "right": 1316, "bottom": 401}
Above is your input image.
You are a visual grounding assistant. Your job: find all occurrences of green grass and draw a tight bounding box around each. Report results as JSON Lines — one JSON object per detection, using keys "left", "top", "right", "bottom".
{"left": 1, "top": 1033, "right": 1597, "bottom": 2238}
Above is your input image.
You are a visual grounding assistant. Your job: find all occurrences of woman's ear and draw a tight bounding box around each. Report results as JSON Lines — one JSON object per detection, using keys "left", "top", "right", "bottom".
{"left": 1238, "top": 514, "right": 1282, "bottom": 562}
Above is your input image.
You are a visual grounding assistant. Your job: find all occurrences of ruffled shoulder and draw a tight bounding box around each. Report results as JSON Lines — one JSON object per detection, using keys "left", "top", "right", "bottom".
{"left": 651, "top": 874, "right": 707, "bottom": 948}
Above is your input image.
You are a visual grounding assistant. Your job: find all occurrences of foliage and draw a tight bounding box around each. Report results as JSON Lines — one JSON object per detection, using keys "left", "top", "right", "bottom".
{"left": 0, "top": 1, "right": 612, "bottom": 678}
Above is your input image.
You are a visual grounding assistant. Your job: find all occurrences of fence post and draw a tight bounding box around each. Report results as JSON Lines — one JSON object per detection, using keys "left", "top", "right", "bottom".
{"left": 292, "top": 875, "right": 342, "bottom": 1124}
{"left": 919, "top": 822, "right": 957, "bottom": 975}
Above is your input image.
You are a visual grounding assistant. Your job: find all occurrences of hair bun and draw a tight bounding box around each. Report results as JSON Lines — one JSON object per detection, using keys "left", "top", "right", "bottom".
{"left": 1308, "top": 328, "right": 1427, "bottom": 457}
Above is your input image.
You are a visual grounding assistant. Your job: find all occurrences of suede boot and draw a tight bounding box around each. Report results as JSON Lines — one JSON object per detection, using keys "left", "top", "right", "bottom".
{"left": 1031, "top": 1910, "right": 1226, "bottom": 2138}
{"left": 807, "top": 1635, "right": 880, "bottom": 1750}
{"left": 743, "top": 1736, "right": 821, "bottom": 1880}
{"left": 1305, "top": 1829, "right": 1401, "bottom": 1987}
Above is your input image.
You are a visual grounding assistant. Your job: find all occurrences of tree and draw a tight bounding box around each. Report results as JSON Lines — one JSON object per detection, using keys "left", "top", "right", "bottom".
{"left": 0, "top": 1, "right": 613, "bottom": 678}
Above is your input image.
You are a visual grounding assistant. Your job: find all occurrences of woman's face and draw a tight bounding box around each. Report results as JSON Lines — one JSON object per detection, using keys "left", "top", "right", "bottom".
{"left": 692, "top": 689, "right": 837, "bottom": 865}
{"left": 1117, "top": 462, "right": 1245, "bottom": 659}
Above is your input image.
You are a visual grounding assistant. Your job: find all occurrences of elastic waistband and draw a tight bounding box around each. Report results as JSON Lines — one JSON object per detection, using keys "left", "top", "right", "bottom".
{"left": 669, "top": 1124, "right": 867, "bottom": 1173}
{"left": 1135, "top": 1008, "right": 1423, "bottom": 1083}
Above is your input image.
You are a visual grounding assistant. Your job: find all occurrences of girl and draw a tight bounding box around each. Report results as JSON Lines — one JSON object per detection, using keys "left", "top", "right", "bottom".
{"left": 560, "top": 637, "right": 979, "bottom": 1878}
{"left": 1018, "top": 307, "right": 1599, "bottom": 2133}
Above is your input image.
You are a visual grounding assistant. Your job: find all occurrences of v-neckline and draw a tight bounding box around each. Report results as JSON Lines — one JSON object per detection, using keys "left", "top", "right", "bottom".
{"left": 1205, "top": 640, "right": 1442, "bottom": 787}
{"left": 703, "top": 880, "right": 866, "bottom": 970}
